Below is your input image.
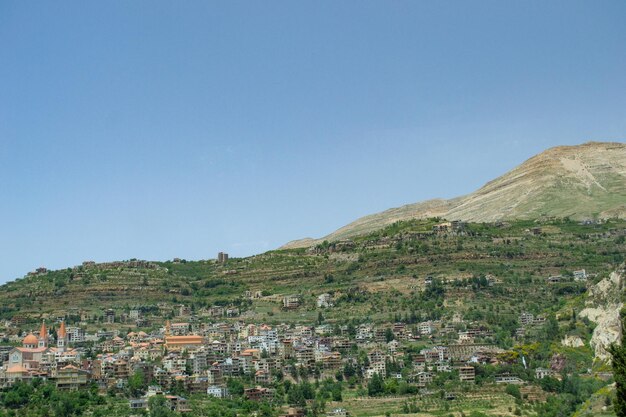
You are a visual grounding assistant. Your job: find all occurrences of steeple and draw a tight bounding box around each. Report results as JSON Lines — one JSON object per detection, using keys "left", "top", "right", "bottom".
{"left": 57, "top": 321, "right": 68, "bottom": 352}
{"left": 38, "top": 321, "right": 48, "bottom": 348}
{"left": 165, "top": 320, "right": 171, "bottom": 337}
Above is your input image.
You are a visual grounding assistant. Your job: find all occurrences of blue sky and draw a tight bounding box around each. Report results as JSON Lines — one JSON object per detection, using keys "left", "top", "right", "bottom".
{"left": 1, "top": 1, "right": 625, "bottom": 283}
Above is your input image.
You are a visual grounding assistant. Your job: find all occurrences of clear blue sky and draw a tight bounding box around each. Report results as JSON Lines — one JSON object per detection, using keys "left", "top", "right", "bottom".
{"left": 1, "top": 1, "right": 625, "bottom": 283}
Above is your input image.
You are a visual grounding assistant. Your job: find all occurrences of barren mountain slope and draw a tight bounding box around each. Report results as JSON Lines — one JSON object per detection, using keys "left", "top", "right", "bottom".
{"left": 283, "top": 141, "right": 626, "bottom": 249}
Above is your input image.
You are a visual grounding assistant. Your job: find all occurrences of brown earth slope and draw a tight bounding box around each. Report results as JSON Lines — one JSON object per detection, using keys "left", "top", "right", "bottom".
{"left": 283, "top": 141, "right": 626, "bottom": 249}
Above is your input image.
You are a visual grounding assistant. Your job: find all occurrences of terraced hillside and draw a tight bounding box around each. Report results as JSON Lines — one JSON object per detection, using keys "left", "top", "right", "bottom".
{"left": 2, "top": 218, "right": 624, "bottom": 334}
{"left": 1, "top": 218, "right": 625, "bottom": 417}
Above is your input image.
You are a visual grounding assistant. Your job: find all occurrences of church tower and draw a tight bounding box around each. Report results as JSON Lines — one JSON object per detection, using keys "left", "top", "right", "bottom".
{"left": 38, "top": 321, "right": 48, "bottom": 348}
{"left": 57, "top": 321, "right": 68, "bottom": 352}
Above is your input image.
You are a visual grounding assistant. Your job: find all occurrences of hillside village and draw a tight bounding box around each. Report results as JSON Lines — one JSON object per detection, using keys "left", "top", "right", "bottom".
{"left": 0, "top": 301, "right": 565, "bottom": 413}
{"left": 0, "top": 218, "right": 624, "bottom": 416}
{"left": 4, "top": 0, "right": 626, "bottom": 410}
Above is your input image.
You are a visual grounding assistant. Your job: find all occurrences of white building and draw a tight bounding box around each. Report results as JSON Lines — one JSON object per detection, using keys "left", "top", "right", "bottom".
{"left": 535, "top": 368, "right": 555, "bottom": 379}
{"left": 495, "top": 375, "right": 525, "bottom": 384}
{"left": 365, "top": 361, "right": 386, "bottom": 380}
{"left": 317, "top": 293, "right": 333, "bottom": 308}
{"left": 519, "top": 312, "right": 534, "bottom": 326}
{"left": 67, "top": 327, "right": 85, "bottom": 343}
{"left": 207, "top": 385, "right": 230, "bottom": 398}
{"left": 418, "top": 321, "right": 434, "bottom": 335}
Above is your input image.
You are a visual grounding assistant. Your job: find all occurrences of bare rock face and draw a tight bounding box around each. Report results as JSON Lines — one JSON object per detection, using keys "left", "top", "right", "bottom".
{"left": 579, "top": 267, "right": 624, "bottom": 362}
{"left": 283, "top": 141, "right": 626, "bottom": 248}
{"left": 561, "top": 335, "right": 585, "bottom": 348}
{"left": 551, "top": 353, "right": 567, "bottom": 372}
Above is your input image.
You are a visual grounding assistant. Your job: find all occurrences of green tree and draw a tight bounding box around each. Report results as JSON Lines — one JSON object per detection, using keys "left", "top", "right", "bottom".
{"left": 287, "top": 385, "right": 306, "bottom": 407}
{"left": 367, "top": 373, "right": 384, "bottom": 397}
{"left": 343, "top": 362, "right": 356, "bottom": 378}
{"left": 226, "top": 378, "right": 244, "bottom": 396}
{"left": 311, "top": 397, "right": 326, "bottom": 417}
{"left": 544, "top": 314, "right": 560, "bottom": 341}
{"left": 505, "top": 384, "right": 521, "bottom": 400}
{"left": 331, "top": 384, "right": 342, "bottom": 401}
{"left": 128, "top": 370, "right": 147, "bottom": 397}
{"left": 385, "top": 328, "right": 395, "bottom": 343}
{"left": 148, "top": 395, "right": 175, "bottom": 417}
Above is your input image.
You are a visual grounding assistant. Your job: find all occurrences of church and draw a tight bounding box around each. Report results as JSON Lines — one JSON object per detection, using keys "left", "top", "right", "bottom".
{"left": 164, "top": 320, "right": 205, "bottom": 351}
{"left": 1, "top": 321, "right": 80, "bottom": 384}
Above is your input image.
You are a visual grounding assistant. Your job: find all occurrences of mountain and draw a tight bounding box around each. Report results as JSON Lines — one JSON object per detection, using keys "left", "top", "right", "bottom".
{"left": 1, "top": 143, "right": 624, "bottom": 417}
{"left": 282, "top": 141, "right": 626, "bottom": 249}
{"left": 2, "top": 217, "right": 625, "bottom": 416}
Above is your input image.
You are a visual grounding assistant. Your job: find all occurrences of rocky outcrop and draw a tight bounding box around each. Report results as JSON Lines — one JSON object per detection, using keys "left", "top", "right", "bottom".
{"left": 579, "top": 266, "right": 624, "bottom": 361}
{"left": 561, "top": 335, "right": 585, "bottom": 348}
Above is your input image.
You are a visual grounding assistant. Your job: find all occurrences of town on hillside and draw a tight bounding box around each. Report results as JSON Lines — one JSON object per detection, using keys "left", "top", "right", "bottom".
{"left": 0, "top": 219, "right": 624, "bottom": 416}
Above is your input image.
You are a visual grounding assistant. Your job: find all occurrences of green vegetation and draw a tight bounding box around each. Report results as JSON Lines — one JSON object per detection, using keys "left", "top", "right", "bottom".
{"left": 4, "top": 217, "right": 625, "bottom": 328}
{"left": 0, "top": 380, "right": 115, "bottom": 417}
{"left": 1, "top": 217, "right": 625, "bottom": 416}
{"left": 609, "top": 309, "right": 626, "bottom": 417}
